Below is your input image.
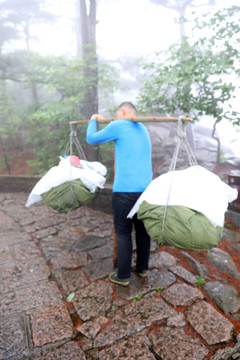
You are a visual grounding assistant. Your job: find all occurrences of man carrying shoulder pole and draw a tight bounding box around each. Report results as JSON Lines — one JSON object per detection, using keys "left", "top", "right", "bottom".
{"left": 86, "top": 102, "right": 153, "bottom": 286}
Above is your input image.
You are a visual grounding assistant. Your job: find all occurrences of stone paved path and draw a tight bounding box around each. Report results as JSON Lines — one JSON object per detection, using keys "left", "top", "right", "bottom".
{"left": 0, "top": 192, "right": 240, "bottom": 360}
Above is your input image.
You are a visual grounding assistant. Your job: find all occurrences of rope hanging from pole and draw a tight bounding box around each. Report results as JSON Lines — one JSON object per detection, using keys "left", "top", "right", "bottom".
{"left": 162, "top": 116, "right": 198, "bottom": 245}
{"left": 64, "top": 124, "right": 87, "bottom": 160}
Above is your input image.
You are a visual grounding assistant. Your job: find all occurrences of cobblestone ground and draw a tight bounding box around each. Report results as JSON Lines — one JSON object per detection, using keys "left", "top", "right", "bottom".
{"left": 0, "top": 192, "right": 239, "bottom": 360}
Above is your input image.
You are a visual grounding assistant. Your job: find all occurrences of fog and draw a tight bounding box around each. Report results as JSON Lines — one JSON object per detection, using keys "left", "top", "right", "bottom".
{"left": 6, "top": 0, "right": 239, "bottom": 58}
{"left": 1, "top": 0, "right": 240, "bottom": 167}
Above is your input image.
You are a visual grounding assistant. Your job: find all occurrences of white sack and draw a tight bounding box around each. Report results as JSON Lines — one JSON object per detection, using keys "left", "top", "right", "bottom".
{"left": 25, "top": 157, "right": 107, "bottom": 207}
{"left": 80, "top": 159, "right": 107, "bottom": 176}
{"left": 128, "top": 165, "right": 238, "bottom": 227}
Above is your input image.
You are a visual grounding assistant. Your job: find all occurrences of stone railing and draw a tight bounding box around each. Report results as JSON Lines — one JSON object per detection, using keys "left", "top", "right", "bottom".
{"left": 0, "top": 175, "right": 113, "bottom": 214}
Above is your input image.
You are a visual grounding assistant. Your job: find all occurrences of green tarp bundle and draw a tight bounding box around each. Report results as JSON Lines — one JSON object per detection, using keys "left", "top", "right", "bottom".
{"left": 137, "top": 201, "right": 222, "bottom": 251}
{"left": 41, "top": 178, "right": 98, "bottom": 213}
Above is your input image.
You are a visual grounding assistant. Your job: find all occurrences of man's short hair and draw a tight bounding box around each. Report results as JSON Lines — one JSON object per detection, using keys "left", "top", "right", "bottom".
{"left": 117, "top": 102, "right": 137, "bottom": 114}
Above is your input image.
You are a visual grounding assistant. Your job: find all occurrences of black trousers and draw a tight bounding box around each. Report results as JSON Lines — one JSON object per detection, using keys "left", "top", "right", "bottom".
{"left": 112, "top": 192, "right": 151, "bottom": 279}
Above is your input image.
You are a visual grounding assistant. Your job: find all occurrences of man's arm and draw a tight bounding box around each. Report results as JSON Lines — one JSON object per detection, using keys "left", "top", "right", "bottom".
{"left": 86, "top": 116, "right": 117, "bottom": 145}
{"left": 90, "top": 114, "right": 105, "bottom": 121}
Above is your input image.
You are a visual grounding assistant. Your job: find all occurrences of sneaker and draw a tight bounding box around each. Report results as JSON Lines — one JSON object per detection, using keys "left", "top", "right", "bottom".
{"left": 108, "top": 272, "right": 130, "bottom": 286}
{"left": 132, "top": 265, "right": 148, "bottom": 278}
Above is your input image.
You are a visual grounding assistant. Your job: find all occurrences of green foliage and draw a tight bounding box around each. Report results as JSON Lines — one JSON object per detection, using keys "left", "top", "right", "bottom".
{"left": 137, "top": 6, "right": 240, "bottom": 125}
{"left": 0, "top": 0, "right": 119, "bottom": 175}
{"left": 194, "top": 275, "right": 205, "bottom": 288}
{"left": 0, "top": 51, "right": 83, "bottom": 173}
{"left": 0, "top": 48, "right": 118, "bottom": 174}
{"left": 26, "top": 103, "right": 73, "bottom": 172}
{"left": 133, "top": 294, "right": 143, "bottom": 302}
{"left": 0, "top": 74, "right": 23, "bottom": 173}
{"left": 66, "top": 292, "right": 75, "bottom": 302}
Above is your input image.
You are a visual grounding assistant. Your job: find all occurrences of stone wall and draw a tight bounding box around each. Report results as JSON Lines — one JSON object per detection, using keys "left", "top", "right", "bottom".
{"left": 0, "top": 175, "right": 113, "bottom": 214}
{"left": 0, "top": 175, "right": 41, "bottom": 193}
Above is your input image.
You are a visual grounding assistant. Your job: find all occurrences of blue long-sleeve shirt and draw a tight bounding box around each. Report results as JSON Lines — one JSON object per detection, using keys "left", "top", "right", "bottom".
{"left": 87, "top": 118, "right": 152, "bottom": 192}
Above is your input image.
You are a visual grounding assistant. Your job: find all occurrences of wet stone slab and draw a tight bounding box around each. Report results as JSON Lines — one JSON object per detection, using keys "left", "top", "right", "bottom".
{"left": 149, "top": 327, "right": 209, "bottom": 360}
{"left": 209, "top": 334, "right": 240, "bottom": 360}
{"left": 40, "top": 236, "right": 77, "bottom": 260}
{"left": 13, "top": 242, "right": 41, "bottom": 260}
{"left": 76, "top": 316, "right": 109, "bottom": 339}
{"left": 116, "top": 269, "right": 176, "bottom": 301}
{"left": 30, "top": 303, "right": 74, "bottom": 347}
{"left": 226, "top": 243, "right": 240, "bottom": 253}
{"left": 73, "top": 235, "right": 107, "bottom": 252}
{"left": 170, "top": 264, "right": 198, "bottom": 284}
{"left": 94, "top": 293, "right": 177, "bottom": 348}
{"left": 32, "top": 341, "right": 86, "bottom": 360}
{"left": 0, "top": 314, "right": 28, "bottom": 360}
{"left": 0, "top": 281, "right": 63, "bottom": 316}
{"left": 1, "top": 257, "right": 50, "bottom": 291}
{"left": 0, "top": 210, "right": 20, "bottom": 231}
{"left": 50, "top": 250, "right": 88, "bottom": 269}
{"left": 5, "top": 206, "right": 32, "bottom": 221}
{"left": 1, "top": 193, "right": 239, "bottom": 359}
{"left": 82, "top": 258, "right": 114, "bottom": 281}
{"left": 34, "top": 227, "right": 58, "bottom": 241}
{"left": 182, "top": 252, "right": 209, "bottom": 279}
{"left": 161, "top": 283, "right": 204, "bottom": 307}
{"left": 21, "top": 212, "right": 51, "bottom": 226}
{"left": 88, "top": 241, "right": 114, "bottom": 259}
{"left": 0, "top": 291, "right": 21, "bottom": 316}
{"left": 23, "top": 216, "right": 62, "bottom": 234}
{"left": 65, "top": 207, "right": 111, "bottom": 224}
{"left": 60, "top": 224, "right": 87, "bottom": 239}
{"left": 31, "top": 215, "right": 66, "bottom": 231}
{"left": 0, "top": 245, "right": 13, "bottom": 264}
{"left": 167, "top": 312, "right": 186, "bottom": 327}
{"left": 53, "top": 268, "right": 89, "bottom": 295}
{"left": 204, "top": 281, "right": 240, "bottom": 315}
{"left": 222, "top": 228, "right": 240, "bottom": 243}
{"left": 207, "top": 248, "right": 240, "bottom": 279}
{"left": 185, "top": 300, "right": 235, "bottom": 345}
{"left": 57, "top": 225, "right": 90, "bottom": 241}
{"left": 149, "top": 250, "right": 177, "bottom": 269}
{"left": 19, "top": 281, "right": 63, "bottom": 312}
{"left": 98, "top": 333, "right": 156, "bottom": 360}
{"left": 90, "top": 228, "right": 114, "bottom": 238}
{"left": 72, "top": 281, "right": 113, "bottom": 321}
{"left": 0, "top": 232, "right": 32, "bottom": 246}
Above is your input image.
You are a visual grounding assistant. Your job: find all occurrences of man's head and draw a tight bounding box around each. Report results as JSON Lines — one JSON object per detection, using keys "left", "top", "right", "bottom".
{"left": 116, "top": 102, "right": 137, "bottom": 118}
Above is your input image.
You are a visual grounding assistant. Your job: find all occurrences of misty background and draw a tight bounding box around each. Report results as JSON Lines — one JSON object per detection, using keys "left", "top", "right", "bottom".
{"left": 0, "top": 0, "right": 239, "bottom": 178}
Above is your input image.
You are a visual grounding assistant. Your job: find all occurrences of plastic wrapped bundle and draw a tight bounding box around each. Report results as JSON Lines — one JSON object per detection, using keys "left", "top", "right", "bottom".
{"left": 25, "top": 156, "right": 107, "bottom": 213}
{"left": 128, "top": 166, "right": 238, "bottom": 252}
{"left": 137, "top": 202, "right": 223, "bottom": 251}
{"left": 41, "top": 178, "right": 98, "bottom": 213}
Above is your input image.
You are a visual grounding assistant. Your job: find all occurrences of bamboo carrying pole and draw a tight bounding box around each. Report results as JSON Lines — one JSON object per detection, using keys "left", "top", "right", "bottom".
{"left": 70, "top": 116, "right": 193, "bottom": 269}
{"left": 69, "top": 116, "right": 193, "bottom": 125}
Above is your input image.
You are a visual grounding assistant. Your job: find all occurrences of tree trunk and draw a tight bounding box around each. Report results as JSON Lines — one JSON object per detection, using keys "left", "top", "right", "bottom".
{"left": 79, "top": 0, "right": 99, "bottom": 161}
{"left": 75, "top": 0, "right": 82, "bottom": 57}
{"left": 0, "top": 135, "right": 11, "bottom": 174}
{"left": 178, "top": 5, "right": 186, "bottom": 38}
{"left": 79, "top": 0, "right": 98, "bottom": 119}
{"left": 24, "top": 21, "right": 39, "bottom": 110}
{"left": 0, "top": 75, "right": 11, "bottom": 174}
